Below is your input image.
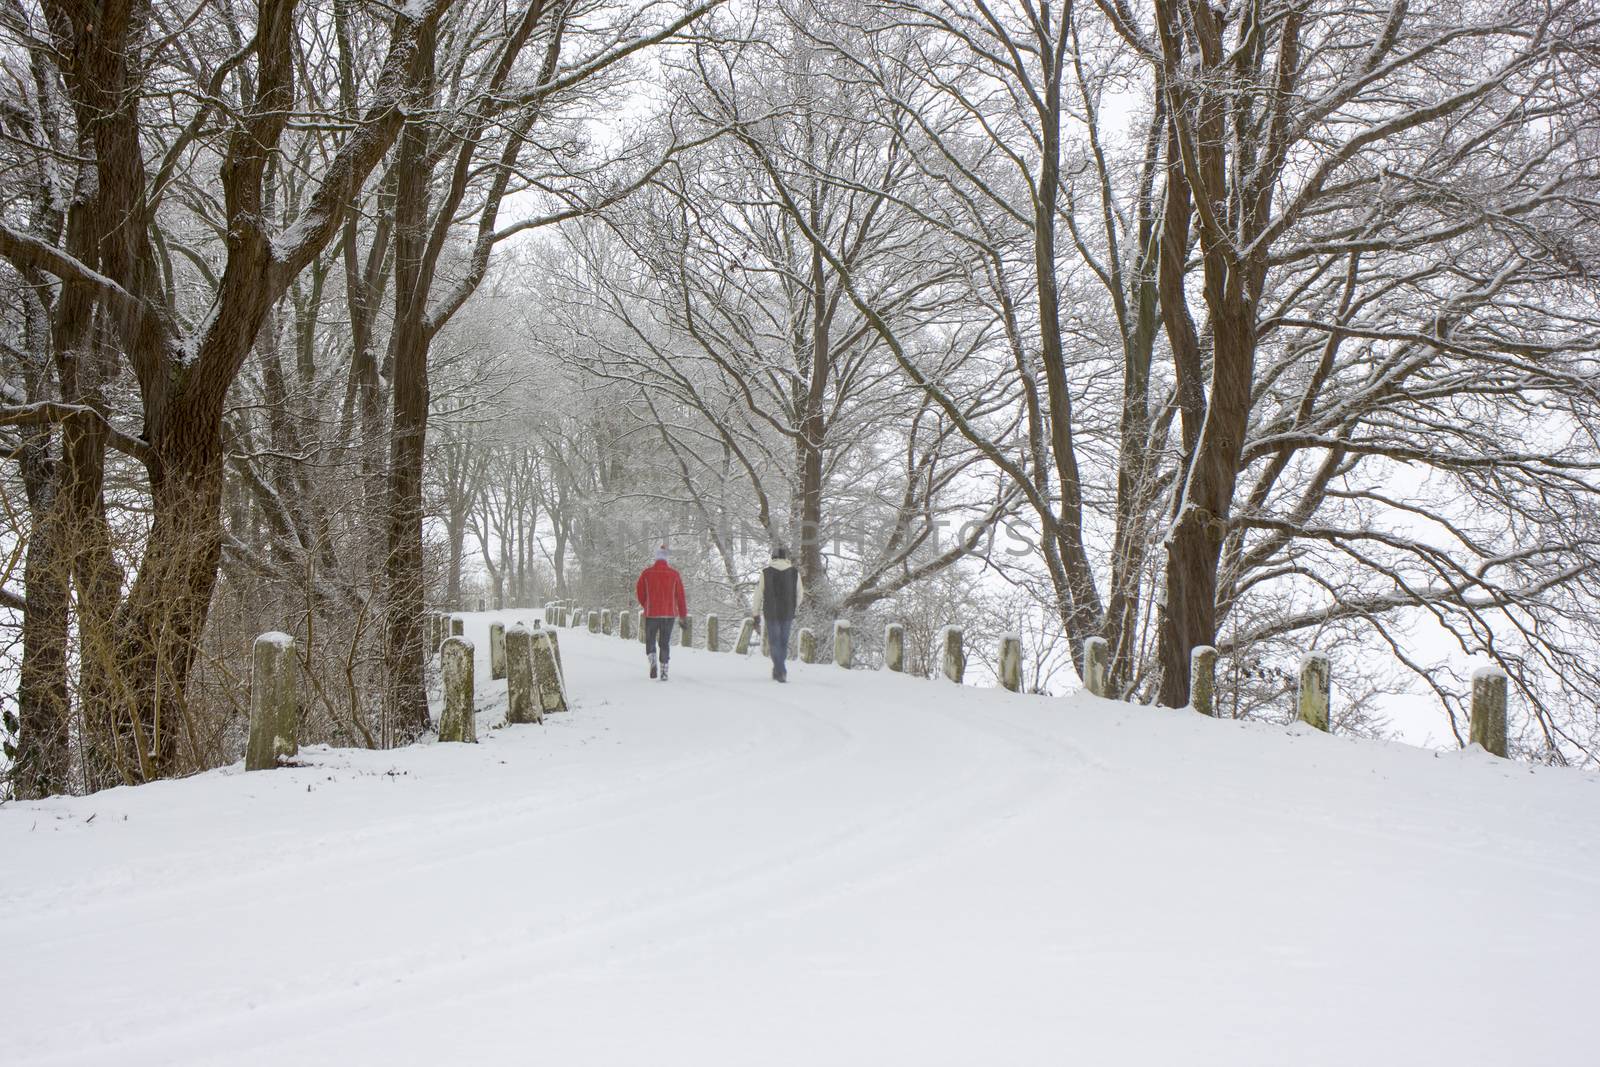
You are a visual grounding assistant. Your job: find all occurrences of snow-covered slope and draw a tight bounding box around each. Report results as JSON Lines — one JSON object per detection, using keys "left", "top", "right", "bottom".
{"left": 5, "top": 613, "right": 1597, "bottom": 1065}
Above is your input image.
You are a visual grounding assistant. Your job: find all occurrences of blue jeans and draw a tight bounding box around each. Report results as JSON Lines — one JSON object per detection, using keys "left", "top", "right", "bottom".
{"left": 644, "top": 617, "right": 675, "bottom": 663}
{"left": 768, "top": 617, "right": 792, "bottom": 676}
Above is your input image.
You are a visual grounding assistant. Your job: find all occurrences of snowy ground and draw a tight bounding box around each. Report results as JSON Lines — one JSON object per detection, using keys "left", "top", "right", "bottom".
{"left": 5, "top": 611, "right": 1598, "bottom": 1065}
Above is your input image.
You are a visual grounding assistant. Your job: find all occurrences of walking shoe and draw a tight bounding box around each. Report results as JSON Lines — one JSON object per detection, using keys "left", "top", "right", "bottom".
{"left": 660, "top": 663, "right": 669, "bottom": 682}
{"left": 649, "top": 653, "right": 658, "bottom": 679}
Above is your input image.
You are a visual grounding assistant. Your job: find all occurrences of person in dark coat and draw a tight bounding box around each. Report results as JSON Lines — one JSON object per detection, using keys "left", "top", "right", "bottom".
{"left": 752, "top": 547, "right": 803, "bottom": 682}
{"left": 636, "top": 544, "right": 688, "bottom": 680}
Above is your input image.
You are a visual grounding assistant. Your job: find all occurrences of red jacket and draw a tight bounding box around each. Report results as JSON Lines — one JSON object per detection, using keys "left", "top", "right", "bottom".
{"left": 636, "top": 560, "right": 688, "bottom": 618}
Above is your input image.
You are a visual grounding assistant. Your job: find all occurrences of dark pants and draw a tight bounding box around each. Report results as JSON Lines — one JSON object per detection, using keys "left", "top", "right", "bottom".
{"left": 644, "top": 617, "right": 675, "bottom": 663}
{"left": 768, "top": 616, "right": 793, "bottom": 676}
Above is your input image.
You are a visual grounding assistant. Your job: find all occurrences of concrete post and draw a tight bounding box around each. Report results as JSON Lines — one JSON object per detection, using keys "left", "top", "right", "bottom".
{"left": 246, "top": 632, "right": 299, "bottom": 771}
{"left": 942, "top": 627, "right": 965, "bottom": 683}
{"left": 1083, "top": 636, "right": 1108, "bottom": 697}
{"left": 488, "top": 621, "right": 507, "bottom": 681}
{"left": 706, "top": 614, "right": 719, "bottom": 652}
{"left": 734, "top": 617, "right": 755, "bottom": 655}
{"left": 428, "top": 613, "right": 444, "bottom": 655}
{"left": 1470, "top": 666, "right": 1508, "bottom": 757}
{"left": 439, "top": 637, "right": 476, "bottom": 743}
{"left": 680, "top": 616, "right": 692, "bottom": 648}
{"left": 999, "top": 634, "right": 1022, "bottom": 692}
{"left": 1191, "top": 645, "right": 1218, "bottom": 717}
{"left": 531, "top": 631, "right": 568, "bottom": 715}
{"left": 601, "top": 609, "right": 613, "bottom": 635}
{"left": 885, "top": 623, "right": 905, "bottom": 672}
{"left": 587, "top": 610, "right": 600, "bottom": 633}
{"left": 799, "top": 628, "right": 816, "bottom": 663}
{"left": 619, "top": 609, "right": 634, "bottom": 641}
{"left": 1298, "top": 652, "right": 1331, "bottom": 732}
{"left": 450, "top": 615, "right": 464, "bottom": 637}
{"left": 832, "top": 619, "right": 852, "bottom": 669}
{"left": 505, "top": 624, "right": 540, "bottom": 725}
{"left": 478, "top": 596, "right": 486, "bottom": 612}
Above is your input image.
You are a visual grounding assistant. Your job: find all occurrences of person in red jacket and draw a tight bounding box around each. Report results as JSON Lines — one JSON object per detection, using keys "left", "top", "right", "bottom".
{"left": 635, "top": 544, "right": 688, "bottom": 680}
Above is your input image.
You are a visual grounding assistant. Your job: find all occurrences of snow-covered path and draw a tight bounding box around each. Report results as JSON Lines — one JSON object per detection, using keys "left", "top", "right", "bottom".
{"left": 5, "top": 613, "right": 1598, "bottom": 1065}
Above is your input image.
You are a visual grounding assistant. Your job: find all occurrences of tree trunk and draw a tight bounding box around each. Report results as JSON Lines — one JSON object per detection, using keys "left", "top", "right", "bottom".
{"left": 100, "top": 413, "right": 228, "bottom": 782}
{"left": 14, "top": 437, "right": 70, "bottom": 798}
{"left": 796, "top": 249, "right": 830, "bottom": 593}
{"left": 446, "top": 513, "right": 466, "bottom": 609}
{"left": 1156, "top": 301, "right": 1254, "bottom": 707}
{"left": 380, "top": 24, "right": 437, "bottom": 745}
{"left": 1031, "top": 55, "right": 1103, "bottom": 668}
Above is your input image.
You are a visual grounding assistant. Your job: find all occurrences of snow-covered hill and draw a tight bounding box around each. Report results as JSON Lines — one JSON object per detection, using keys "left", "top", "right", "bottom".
{"left": 5, "top": 612, "right": 1597, "bottom": 1065}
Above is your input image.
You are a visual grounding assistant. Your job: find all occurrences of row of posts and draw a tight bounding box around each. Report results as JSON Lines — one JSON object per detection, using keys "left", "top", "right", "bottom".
{"left": 426, "top": 612, "right": 568, "bottom": 743}
{"left": 540, "top": 601, "right": 981, "bottom": 683}
{"left": 244, "top": 610, "right": 573, "bottom": 769}
{"left": 242, "top": 603, "right": 1514, "bottom": 768}
{"left": 544, "top": 598, "right": 1514, "bottom": 760}
{"left": 1086, "top": 640, "right": 1509, "bottom": 757}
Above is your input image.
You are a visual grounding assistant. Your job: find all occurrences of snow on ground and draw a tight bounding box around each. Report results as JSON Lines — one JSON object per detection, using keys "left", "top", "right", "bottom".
{"left": 4, "top": 611, "right": 1598, "bottom": 1065}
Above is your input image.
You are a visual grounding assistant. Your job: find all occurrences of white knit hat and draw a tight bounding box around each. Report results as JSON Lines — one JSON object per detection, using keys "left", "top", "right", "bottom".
{"left": 654, "top": 543, "right": 669, "bottom": 562}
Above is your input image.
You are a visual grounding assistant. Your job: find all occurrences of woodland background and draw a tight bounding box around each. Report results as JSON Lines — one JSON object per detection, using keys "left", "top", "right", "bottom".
{"left": 2, "top": 0, "right": 1597, "bottom": 798}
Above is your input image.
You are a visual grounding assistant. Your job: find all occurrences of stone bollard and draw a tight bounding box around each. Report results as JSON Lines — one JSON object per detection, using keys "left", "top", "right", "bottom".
{"left": 1191, "top": 645, "right": 1218, "bottom": 716}
{"left": 587, "top": 610, "right": 600, "bottom": 633}
{"left": 680, "top": 616, "right": 693, "bottom": 648}
{"left": 601, "top": 609, "right": 613, "bottom": 635}
{"left": 999, "top": 634, "right": 1022, "bottom": 692}
{"left": 799, "top": 628, "right": 816, "bottom": 663}
{"left": 706, "top": 614, "right": 719, "bottom": 652}
{"left": 439, "top": 637, "right": 477, "bottom": 742}
{"left": 619, "top": 609, "right": 634, "bottom": 641}
{"left": 1083, "top": 636, "right": 1108, "bottom": 697}
{"left": 246, "top": 632, "right": 299, "bottom": 771}
{"left": 505, "top": 624, "right": 540, "bottom": 724}
{"left": 429, "top": 612, "right": 445, "bottom": 655}
{"left": 571, "top": 608, "right": 584, "bottom": 629}
{"left": 834, "top": 619, "right": 853, "bottom": 669}
{"left": 488, "top": 621, "right": 507, "bottom": 681}
{"left": 545, "top": 628, "right": 564, "bottom": 677}
{"left": 942, "top": 626, "right": 965, "bottom": 683}
{"left": 885, "top": 623, "right": 905, "bottom": 672}
{"left": 734, "top": 617, "right": 755, "bottom": 655}
{"left": 1470, "top": 666, "right": 1508, "bottom": 757}
{"left": 531, "top": 630, "right": 568, "bottom": 715}
{"left": 450, "top": 615, "right": 464, "bottom": 637}
{"left": 478, "top": 596, "right": 486, "bottom": 612}
{"left": 1298, "top": 652, "right": 1331, "bottom": 732}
